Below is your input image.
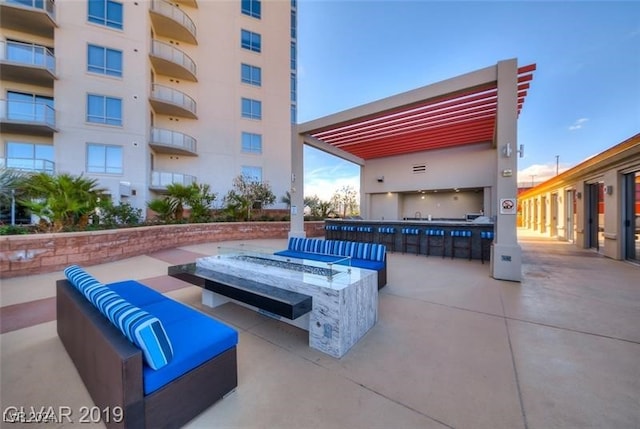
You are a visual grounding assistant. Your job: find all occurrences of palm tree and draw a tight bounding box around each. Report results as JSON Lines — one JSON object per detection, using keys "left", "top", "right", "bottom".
{"left": 20, "top": 172, "right": 106, "bottom": 231}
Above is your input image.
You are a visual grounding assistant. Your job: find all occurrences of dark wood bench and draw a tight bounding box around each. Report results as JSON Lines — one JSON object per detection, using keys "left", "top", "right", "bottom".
{"left": 169, "top": 264, "right": 312, "bottom": 320}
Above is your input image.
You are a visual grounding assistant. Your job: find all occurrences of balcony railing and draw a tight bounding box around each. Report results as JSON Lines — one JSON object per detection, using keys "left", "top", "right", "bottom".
{"left": 150, "top": 170, "right": 197, "bottom": 190}
{"left": 0, "top": 40, "right": 56, "bottom": 86}
{"left": 150, "top": 84, "right": 197, "bottom": 118}
{"left": 150, "top": 127, "right": 197, "bottom": 155}
{"left": 0, "top": 99, "right": 56, "bottom": 127}
{"left": 0, "top": 0, "right": 57, "bottom": 37}
{"left": 1, "top": 40, "right": 55, "bottom": 72}
{"left": 150, "top": 0, "right": 197, "bottom": 44}
{"left": 150, "top": 40, "right": 196, "bottom": 81}
{"left": 1, "top": 157, "right": 54, "bottom": 174}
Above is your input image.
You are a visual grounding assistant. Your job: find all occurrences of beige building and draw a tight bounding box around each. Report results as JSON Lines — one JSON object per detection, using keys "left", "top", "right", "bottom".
{"left": 1, "top": 0, "right": 295, "bottom": 214}
{"left": 518, "top": 133, "right": 640, "bottom": 263}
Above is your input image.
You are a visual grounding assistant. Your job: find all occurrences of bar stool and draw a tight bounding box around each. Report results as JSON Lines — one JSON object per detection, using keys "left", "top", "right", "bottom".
{"left": 401, "top": 227, "right": 421, "bottom": 255}
{"left": 377, "top": 227, "right": 396, "bottom": 252}
{"left": 325, "top": 224, "right": 340, "bottom": 240}
{"left": 341, "top": 225, "right": 357, "bottom": 241}
{"left": 480, "top": 231, "right": 494, "bottom": 264}
{"left": 450, "top": 230, "right": 472, "bottom": 260}
{"left": 425, "top": 229, "right": 445, "bottom": 258}
{"left": 356, "top": 226, "right": 374, "bottom": 242}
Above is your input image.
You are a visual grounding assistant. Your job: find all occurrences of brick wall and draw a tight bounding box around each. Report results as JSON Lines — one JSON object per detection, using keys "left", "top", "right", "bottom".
{"left": 0, "top": 221, "right": 325, "bottom": 279}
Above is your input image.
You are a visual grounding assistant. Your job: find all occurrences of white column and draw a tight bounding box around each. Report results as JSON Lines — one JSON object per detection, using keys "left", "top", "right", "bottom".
{"left": 289, "top": 130, "right": 306, "bottom": 238}
{"left": 491, "top": 59, "right": 522, "bottom": 281}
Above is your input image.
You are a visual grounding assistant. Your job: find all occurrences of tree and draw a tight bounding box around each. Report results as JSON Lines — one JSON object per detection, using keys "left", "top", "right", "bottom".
{"left": 20, "top": 172, "right": 106, "bottom": 232}
{"left": 331, "top": 185, "right": 359, "bottom": 218}
{"left": 0, "top": 168, "right": 26, "bottom": 224}
{"left": 187, "top": 183, "right": 216, "bottom": 223}
{"left": 223, "top": 175, "right": 276, "bottom": 221}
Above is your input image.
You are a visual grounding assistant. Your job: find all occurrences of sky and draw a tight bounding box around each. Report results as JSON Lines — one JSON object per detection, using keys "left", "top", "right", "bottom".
{"left": 296, "top": 0, "right": 640, "bottom": 201}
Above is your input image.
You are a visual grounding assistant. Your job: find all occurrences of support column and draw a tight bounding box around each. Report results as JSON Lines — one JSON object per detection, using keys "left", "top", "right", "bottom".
{"left": 289, "top": 130, "right": 306, "bottom": 238}
{"left": 491, "top": 59, "right": 522, "bottom": 282}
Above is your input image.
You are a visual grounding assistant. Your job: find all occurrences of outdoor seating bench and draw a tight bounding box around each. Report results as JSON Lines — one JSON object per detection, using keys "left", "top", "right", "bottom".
{"left": 273, "top": 237, "right": 387, "bottom": 289}
{"left": 56, "top": 265, "right": 238, "bottom": 429}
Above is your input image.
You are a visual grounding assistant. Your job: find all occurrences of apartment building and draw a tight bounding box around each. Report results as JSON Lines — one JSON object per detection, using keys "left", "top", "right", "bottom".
{"left": 0, "top": 0, "right": 296, "bottom": 217}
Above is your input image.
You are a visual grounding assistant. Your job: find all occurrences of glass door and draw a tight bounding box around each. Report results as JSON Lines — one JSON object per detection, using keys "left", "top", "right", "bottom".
{"left": 623, "top": 172, "right": 639, "bottom": 262}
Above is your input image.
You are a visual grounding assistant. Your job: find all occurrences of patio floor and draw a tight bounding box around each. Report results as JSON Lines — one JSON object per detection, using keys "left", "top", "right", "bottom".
{"left": 1, "top": 230, "right": 639, "bottom": 429}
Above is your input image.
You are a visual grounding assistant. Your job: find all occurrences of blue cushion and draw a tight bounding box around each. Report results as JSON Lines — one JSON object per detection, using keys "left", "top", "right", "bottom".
{"left": 107, "top": 280, "right": 167, "bottom": 307}
{"left": 143, "top": 313, "right": 238, "bottom": 395}
{"left": 63, "top": 266, "right": 174, "bottom": 371}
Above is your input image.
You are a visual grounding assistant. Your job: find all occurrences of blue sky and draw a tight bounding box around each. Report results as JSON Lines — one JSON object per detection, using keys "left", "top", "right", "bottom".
{"left": 297, "top": 0, "right": 640, "bottom": 200}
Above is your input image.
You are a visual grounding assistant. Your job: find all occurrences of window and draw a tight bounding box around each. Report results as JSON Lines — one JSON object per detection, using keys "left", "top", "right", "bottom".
{"left": 241, "top": 29, "right": 261, "bottom": 53}
{"left": 87, "top": 94, "right": 122, "bottom": 126}
{"left": 88, "top": 0, "right": 123, "bottom": 29}
{"left": 291, "top": 9, "right": 297, "bottom": 38}
{"left": 87, "top": 143, "right": 123, "bottom": 174}
{"left": 241, "top": 0, "right": 261, "bottom": 18}
{"left": 290, "top": 73, "right": 297, "bottom": 102}
{"left": 290, "top": 104, "right": 297, "bottom": 124}
{"left": 6, "top": 141, "right": 54, "bottom": 173}
{"left": 241, "top": 63, "right": 261, "bottom": 86}
{"left": 241, "top": 98, "right": 262, "bottom": 120}
{"left": 242, "top": 166, "right": 262, "bottom": 182}
{"left": 88, "top": 44, "right": 122, "bottom": 77}
{"left": 241, "top": 132, "right": 262, "bottom": 154}
{"left": 290, "top": 41, "right": 297, "bottom": 70}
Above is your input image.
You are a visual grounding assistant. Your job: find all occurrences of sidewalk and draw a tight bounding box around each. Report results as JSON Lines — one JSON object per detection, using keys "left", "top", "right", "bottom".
{"left": 1, "top": 232, "right": 639, "bottom": 429}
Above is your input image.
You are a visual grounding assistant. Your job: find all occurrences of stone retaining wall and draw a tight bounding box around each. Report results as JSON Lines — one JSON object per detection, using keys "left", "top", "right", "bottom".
{"left": 0, "top": 221, "right": 325, "bottom": 279}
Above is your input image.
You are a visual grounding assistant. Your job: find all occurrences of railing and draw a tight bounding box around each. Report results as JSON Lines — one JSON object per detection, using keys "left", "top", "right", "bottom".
{"left": 0, "top": 99, "right": 56, "bottom": 127}
{"left": 150, "top": 127, "right": 197, "bottom": 153}
{"left": 150, "top": 40, "right": 196, "bottom": 76}
{"left": 1, "top": 157, "right": 54, "bottom": 173}
{"left": 150, "top": 0, "right": 196, "bottom": 39}
{"left": 151, "top": 84, "right": 197, "bottom": 115}
{"left": 0, "top": 40, "right": 55, "bottom": 74}
{"left": 4, "top": 0, "right": 55, "bottom": 18}
{"left": 151, "top": 170, "right": 197, "bottom": 188}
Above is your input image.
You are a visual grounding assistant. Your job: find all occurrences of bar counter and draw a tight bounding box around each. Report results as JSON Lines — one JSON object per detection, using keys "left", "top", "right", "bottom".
{"left": 324, "top": 219, "right": 494, "bottom": 260}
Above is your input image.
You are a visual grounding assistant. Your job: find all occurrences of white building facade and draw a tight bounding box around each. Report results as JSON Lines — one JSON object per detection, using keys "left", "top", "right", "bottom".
{"left": 1, "top": 0, "right": 296, "bottom": 215}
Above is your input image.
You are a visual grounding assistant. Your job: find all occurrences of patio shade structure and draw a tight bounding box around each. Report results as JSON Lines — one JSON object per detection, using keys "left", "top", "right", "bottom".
{"left": 290, "top": 59, "right": 536, "bottom": 281}
{"left": 301, "top": 64, "right": 535, "bottom": 160}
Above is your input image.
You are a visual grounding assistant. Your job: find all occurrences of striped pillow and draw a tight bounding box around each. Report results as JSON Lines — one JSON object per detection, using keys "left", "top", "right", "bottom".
{"left": 63, "top": 265, "right": 174, "bottom": 370}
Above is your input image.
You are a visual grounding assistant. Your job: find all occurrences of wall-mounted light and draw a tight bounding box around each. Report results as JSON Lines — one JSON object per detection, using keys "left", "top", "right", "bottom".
{"left": 576, "top": 192, "right": 582, "bottom": 199}
{"left": 502, "top": 143, "right": 524, "bottom": 158}
{"left": 376, "top": 176, "right": 384, "bottom": 183}
{"left": 603, "top": 185, "right": 613, "bottom": 195}
{"left": 291, "top": 173, "right": 296, "bottom": 183}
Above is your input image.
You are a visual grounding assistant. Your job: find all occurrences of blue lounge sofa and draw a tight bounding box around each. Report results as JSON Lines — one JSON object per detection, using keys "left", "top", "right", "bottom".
{"left": 57, "top": 265, "right": 238, "bottom": 429}
{"left": 274, "top": 237, "right": 387, "bottom": 289}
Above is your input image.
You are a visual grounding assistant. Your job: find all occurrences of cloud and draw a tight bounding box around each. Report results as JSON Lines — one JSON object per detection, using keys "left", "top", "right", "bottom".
{"left": 568, "top": 117, "right": 589, "bottom": 131}
{"left": 518, "top": 163, "right": 569, "bottom": 187}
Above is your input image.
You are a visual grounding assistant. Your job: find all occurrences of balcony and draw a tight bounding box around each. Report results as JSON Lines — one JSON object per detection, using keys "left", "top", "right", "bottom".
{"left": 0, "top": 0, "right": 57, "bottom": 38}
{"left": 1, "top": 157, "right": 54, "bottom": 174}
{"left": 149, "top": 40, "right": 197, "bottom": 82}
{"left": 149, "top": 0, "right": 197, "bottom": 45}
{"left": 0, "top": 40, "right": 56, "bottom": 87}
{"left": 149, "top": 84, "right": 197, "bottom": 119}
{"left": 150, "top": 126, "right": 198, "bottom": 156}
{"left": 0, "top": 99, "right": 57, "bottom": 135}
{"left": 150, "top": 170, "right": 197, "bottom": 191}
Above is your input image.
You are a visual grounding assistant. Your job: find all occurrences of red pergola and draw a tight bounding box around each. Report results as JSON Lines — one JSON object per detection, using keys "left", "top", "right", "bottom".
{"left": 306, "top": 64, "right": 536, "bottom": 160}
